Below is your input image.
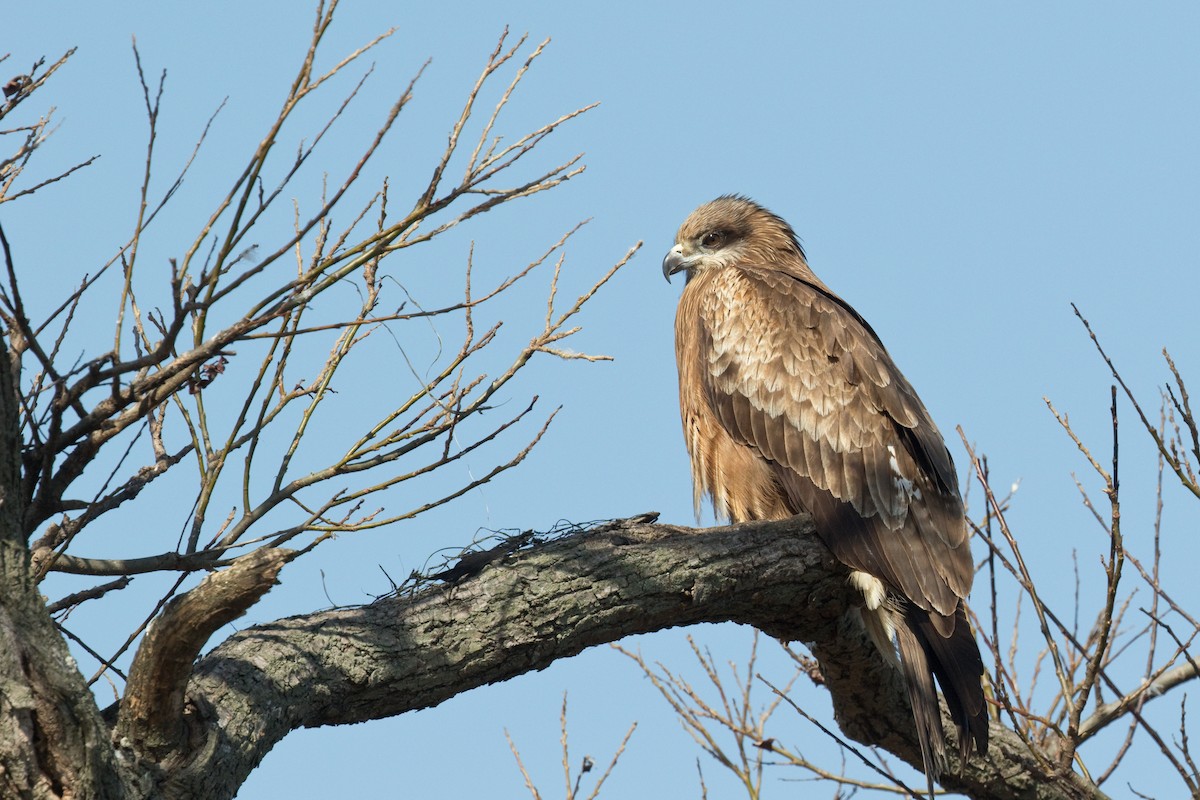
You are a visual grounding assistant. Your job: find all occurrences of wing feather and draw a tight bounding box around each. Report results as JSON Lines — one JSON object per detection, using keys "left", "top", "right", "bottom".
{"left": 687, "top": 265, "right": 973, "bottom": 616}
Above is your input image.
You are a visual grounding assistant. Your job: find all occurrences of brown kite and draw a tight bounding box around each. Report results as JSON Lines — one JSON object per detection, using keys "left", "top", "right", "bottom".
{"left": 663, "top": 196, "right": 987, "bottom": 787}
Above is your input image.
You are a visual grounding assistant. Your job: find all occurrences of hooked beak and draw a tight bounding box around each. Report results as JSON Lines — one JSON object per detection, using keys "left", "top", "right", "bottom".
{"left": 662, "top": 244, "right": 687, "bottom": 283}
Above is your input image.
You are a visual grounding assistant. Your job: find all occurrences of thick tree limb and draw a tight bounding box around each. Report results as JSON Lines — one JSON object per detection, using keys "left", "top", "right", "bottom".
{"left": 157, "top": 516, "right": 1104, "bottom": 800}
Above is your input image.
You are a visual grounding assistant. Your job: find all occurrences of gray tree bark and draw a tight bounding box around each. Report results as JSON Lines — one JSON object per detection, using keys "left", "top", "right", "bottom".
{"left": 167, "top": 517, "right": 1098, "bottom": 800}
{"left": 0, "top": 336, "right": 136, "bottom": 799}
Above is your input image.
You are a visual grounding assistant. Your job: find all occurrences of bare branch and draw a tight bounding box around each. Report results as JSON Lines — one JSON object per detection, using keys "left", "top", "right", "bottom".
{"left": 46, "top": 577, "right": 132, "bottom": 616}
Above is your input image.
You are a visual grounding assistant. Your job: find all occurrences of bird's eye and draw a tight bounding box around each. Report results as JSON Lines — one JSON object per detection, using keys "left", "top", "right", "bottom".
{"left": 701, "top": 231, "right": 726, "bottom": 249}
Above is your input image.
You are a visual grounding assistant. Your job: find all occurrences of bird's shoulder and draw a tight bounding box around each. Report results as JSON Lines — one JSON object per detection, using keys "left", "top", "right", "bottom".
{"left": 684, "top": 264, "right": 903, "bottom": 404}
{"left": 681, "top": 263, "right": 959, "bottom": 498}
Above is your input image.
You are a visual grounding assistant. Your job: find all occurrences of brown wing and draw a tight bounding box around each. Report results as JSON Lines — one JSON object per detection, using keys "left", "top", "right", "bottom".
{"left": 683, "top": 265, "right": 973, "bottom": 618}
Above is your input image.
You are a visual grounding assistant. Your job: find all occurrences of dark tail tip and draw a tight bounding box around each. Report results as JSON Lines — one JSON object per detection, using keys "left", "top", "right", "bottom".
{"left": 895, "top": 603, "right": 989, "bottom": 792}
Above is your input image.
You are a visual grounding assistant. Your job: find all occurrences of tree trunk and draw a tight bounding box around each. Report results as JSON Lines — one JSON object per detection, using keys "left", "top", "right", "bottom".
{"left": 0, "top": 335, "right": 138, "bottom": 799}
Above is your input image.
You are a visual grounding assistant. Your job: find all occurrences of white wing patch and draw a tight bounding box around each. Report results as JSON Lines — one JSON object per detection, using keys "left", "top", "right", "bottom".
{"left": 887, "top": 444, "right": 922, "bottom": 511}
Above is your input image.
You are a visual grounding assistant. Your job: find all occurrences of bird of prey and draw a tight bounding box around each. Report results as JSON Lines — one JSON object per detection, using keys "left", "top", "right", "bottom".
{"left": 663, "top": 195, "right": 988, "bottom": 787}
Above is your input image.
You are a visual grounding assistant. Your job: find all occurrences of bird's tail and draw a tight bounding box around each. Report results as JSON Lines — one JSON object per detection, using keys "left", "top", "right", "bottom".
{"left": 893, "top": 603, "right": 988, "bottom": 792}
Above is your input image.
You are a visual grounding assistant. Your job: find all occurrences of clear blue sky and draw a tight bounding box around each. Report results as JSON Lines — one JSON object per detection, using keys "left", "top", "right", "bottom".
{"left": 13, "top": 2, "right": 1200, "bottom": 797}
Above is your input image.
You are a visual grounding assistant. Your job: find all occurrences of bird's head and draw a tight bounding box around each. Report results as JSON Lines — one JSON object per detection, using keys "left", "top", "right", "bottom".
{"left": 663, "top": 195, "right": 807, "bottom": 282}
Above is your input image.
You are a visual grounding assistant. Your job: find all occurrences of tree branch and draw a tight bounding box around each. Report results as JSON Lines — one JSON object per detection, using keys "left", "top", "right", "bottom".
{"left": 116, "top": 548, "right": 294, "bottom": 764}
{"left": 1078, "top": 661, "right": 1200, "bottom": 741}
{"left": 155, "top": 516, "right": 1103, "bottom": 800}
